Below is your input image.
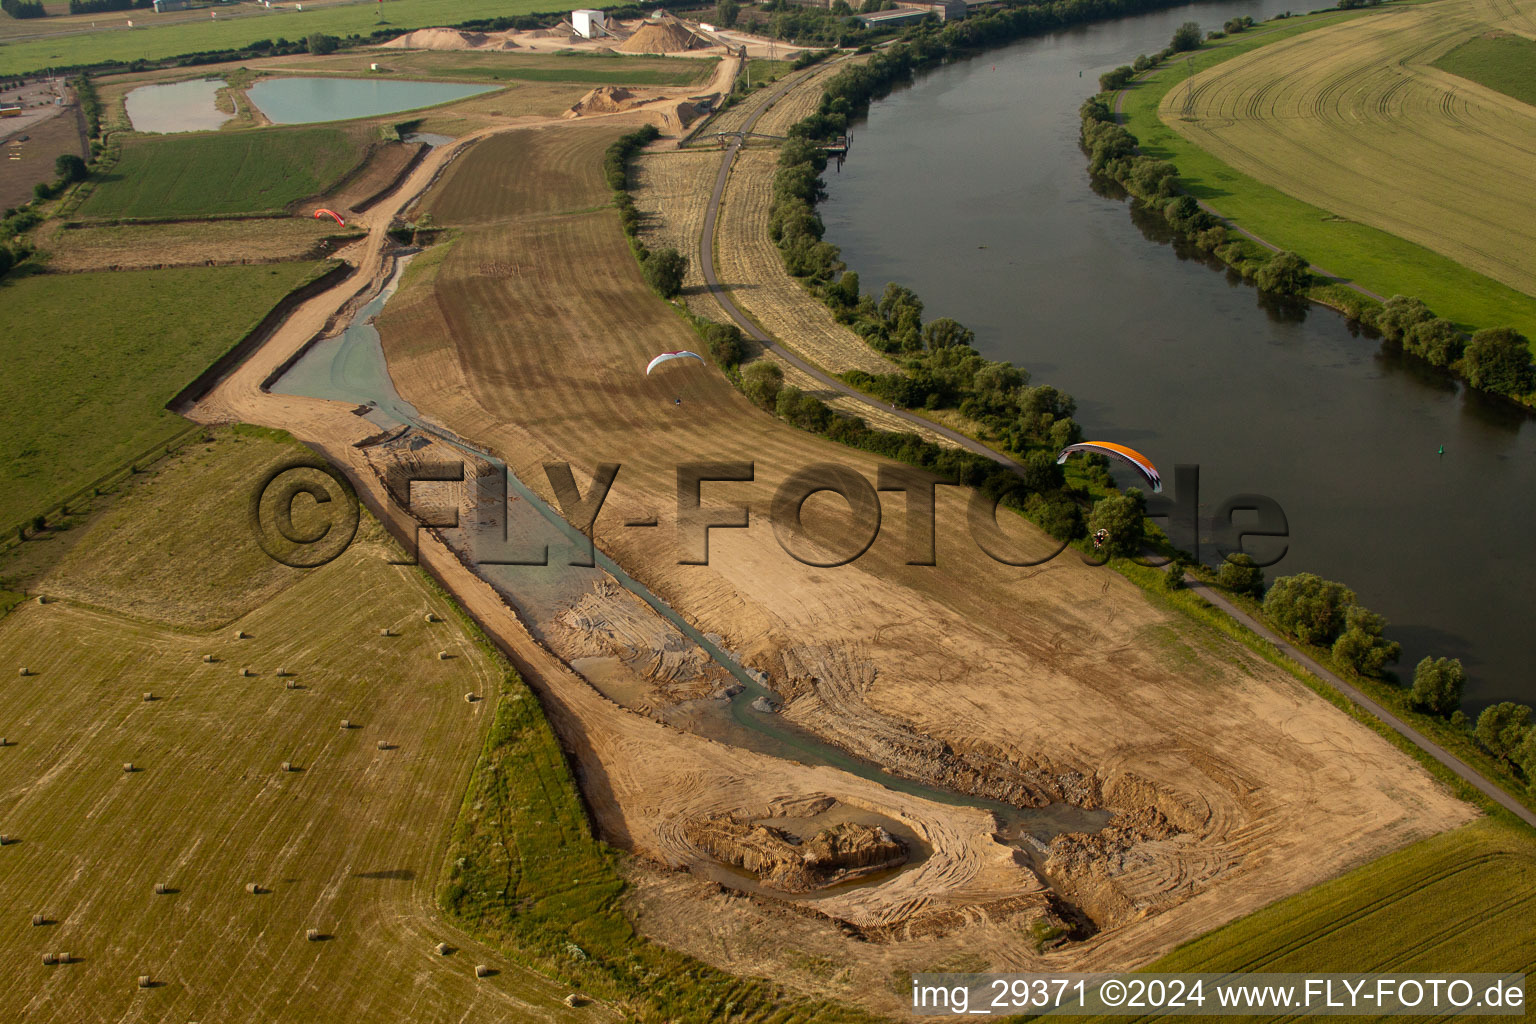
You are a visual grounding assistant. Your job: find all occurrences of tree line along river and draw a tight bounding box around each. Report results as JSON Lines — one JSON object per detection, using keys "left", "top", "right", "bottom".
{"left": 819, "top": 0, "right": 1536, "bottom": 711}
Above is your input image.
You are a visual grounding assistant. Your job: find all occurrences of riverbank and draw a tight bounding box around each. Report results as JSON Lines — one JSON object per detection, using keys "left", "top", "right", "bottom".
{"left": 1114, "top": 2, "right": 1536, "bottom": 342}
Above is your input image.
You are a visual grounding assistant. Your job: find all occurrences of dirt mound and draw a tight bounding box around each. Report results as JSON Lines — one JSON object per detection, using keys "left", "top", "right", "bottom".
{"left": 617, "top": 17, "right": 706, "bottom": 53}
{"left": 381, "top": 27, "right": 516, "bottom": 50}
{"left": 563, "top": 85, "right": 643, "bottom": 118}
{"left": 684, "top": 815, "right": 906, "bottom": 892}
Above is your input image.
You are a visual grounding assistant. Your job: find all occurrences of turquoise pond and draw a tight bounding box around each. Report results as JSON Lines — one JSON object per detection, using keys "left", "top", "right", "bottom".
{"left": 244, "top": 76, "right": 496, "bottom": 125}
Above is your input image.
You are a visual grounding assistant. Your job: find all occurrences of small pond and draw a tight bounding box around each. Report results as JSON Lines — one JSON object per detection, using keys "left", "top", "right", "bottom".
{"left": 124, "top": 78, "right": 229, "bottom": 134}
{"left": 245, "top": 76, "right": 497, "bottom": 125}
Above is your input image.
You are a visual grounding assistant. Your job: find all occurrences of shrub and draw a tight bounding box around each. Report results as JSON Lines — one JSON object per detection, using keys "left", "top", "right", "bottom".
{"left": 1087, "top": 491, "right": 1145, "bottom": 557}
{"left": 1409, "top": 656, "right": 1466, "bottom": 716}
{"left": 641, "top": 247, "right": 687, "bottom": 299}
{"left": 1475, "top": 702, "right": 1532, "bottom": 760}
{"left": 54, "top": 153, "right": 87, "bottom": 184}
{"left": 1462, "top": 327, "right": 1534, "bottom": 397}
{"left": 1098, "top": 65, "right": 1135, "bottom": 92}
{"left": 1169, "top": 21, "right": 1202, "bottom": 52}
{"left": 1216, "top": 552, "right": 1264, "bottom": 597}
{"left": 741, "top": 361, "right": 783, "bottom": 410}
{"left": 307, "top": 33, "right": 340, "bottom": 55}
{"left": 1330, "top": 605, "right": 1400, "bottom": 677}
{"left": 1263, "top": 573, "right": 1354, "bottom": 645}
{"left": 1254, "top": 251, "right": 1310, "bottom": 296}
{"left": 704, "top": 322, "right": 745, "bottom": 371}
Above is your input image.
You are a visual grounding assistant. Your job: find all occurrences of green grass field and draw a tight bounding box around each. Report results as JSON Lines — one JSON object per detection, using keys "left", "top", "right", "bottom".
{"left": 76, "top": 125, "right": 368, "bottom": 219}
{"left": 0, "top": 0, "right": 568, "bottom": 76}
{"left": 1138, "top": 817, "right": 1535, "bottom": 987}
{"left": 1123, "top": 8, "right": 1536, "bottom": 340}
{"left": 0, "top": 261, "right": 329, "bottom": 532}
{"left": 0, "top": 427, "right": 596, "bottom": 1021}
{"left": 1434, "top": 31, "right": 1536, "bottom": 107}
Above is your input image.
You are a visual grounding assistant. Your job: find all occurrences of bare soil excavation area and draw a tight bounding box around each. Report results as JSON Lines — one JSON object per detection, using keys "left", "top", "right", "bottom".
{"left": 366, "top": 118, "right": 1471, "bottom": 996}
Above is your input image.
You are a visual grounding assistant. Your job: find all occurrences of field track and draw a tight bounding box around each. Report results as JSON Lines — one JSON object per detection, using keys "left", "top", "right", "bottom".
{"left": 1163, "top": 0, "right": 1536, "bottom": 302}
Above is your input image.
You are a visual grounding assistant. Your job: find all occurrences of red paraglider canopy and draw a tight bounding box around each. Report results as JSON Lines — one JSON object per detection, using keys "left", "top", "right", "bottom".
{"left": 313, "top": 208, "right": 345, "bottom": 226}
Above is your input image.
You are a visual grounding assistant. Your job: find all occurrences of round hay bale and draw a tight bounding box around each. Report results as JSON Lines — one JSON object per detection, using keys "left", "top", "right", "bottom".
{"left": 0, "top": 737, "right": 8, "bottom": 746}
{"left": 434, "top": 942, "right": 450, "bottom": 955}
{"left": 143, "top": 692, "right": 154, "bottom": 702}
{"left": 35, "top": 596, "right": 45, "bottom": 605}
{"left": 153, "top": 883, "right": 169, "bottom": 895}
{"left": 276, "top": 668, "right": 290, "bottom": 677}
{"left": 474, "top": 964, "right": 491, "bottom": 978}
{"left": 464, "top": 692, "right": 476, "bottom": 703}
{"left": 376, "top": 740, "right": 389, "bottom": 750}
{"left": 284, "top": 679, "right": 299, "bottom": 690}
{"left": 437, "top": 650, "right": 449, "bottom": 660}
{"left": 59, "top": 952, "right": 71, "bottom": 964}
{"left": 379, "top": 628, "right": 393, "bottom": 637}
{"left": 340, "top": 719, "right": 351, "bottom": 730}
{"left": 41, "top": 952, "right": 56, "bottom": 965}
{"left": 424, "top": 612, "right": 438, "bottom": 623}
{"left": 31, "top": 913, "right": 44, "bottom": 926}
{"left": 202, "top": 654, "right": 215, "bottom": 664}
{"left": 18, "top": 668, "right": 29, "bottom": 677}
{"left": 0, "top": 834, "right": 11, "bottom": 846}
{"left": 235, "top": 629, "right": 249, "bottom": 639}
{"left": 122, "top": 762, "right": 135, "bottom": 773}
{"left": 138, "top": 974, "right": 152, "bottom": 988}
{"left": 245, "top": 882, "right": 261, "bottom": 895}
{"left": 305, "top": 928, "right": 320, "bottom": 941}
{"left": 564, "top": 993, "right": 588, "bottom": 1008}
{"left": 280, "top": 761, "right": 293, "bottom": 773}
{"left": 239, "top": 667, "right": 252, "bottom": 678}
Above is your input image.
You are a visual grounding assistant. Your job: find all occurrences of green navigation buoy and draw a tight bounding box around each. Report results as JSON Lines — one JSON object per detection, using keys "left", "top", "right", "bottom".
{"left": 1438, "top": 445, "right": 1445, "bottom": 456}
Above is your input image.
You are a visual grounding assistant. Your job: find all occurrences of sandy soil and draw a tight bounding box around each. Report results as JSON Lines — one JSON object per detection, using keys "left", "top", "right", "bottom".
{"left": 186, "top": 106, "right": 1475, "bottom": 1014}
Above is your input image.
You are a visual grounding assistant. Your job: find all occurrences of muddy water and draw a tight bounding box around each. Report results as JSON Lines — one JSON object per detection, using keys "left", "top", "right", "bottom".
{"left": 123, "top": 78, "right": 228, "bottom": 133}
{"left": 820, "top": 0, "right": 1536, "bottom": 710}
{"left": 272, "top": 258, "right": 1112, "bottom": 850}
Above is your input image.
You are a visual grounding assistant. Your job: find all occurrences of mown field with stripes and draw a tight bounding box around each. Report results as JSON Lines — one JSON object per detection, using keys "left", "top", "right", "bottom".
{"left": 0, "top": 427, "right": 596, "bottom": 1023}
{"left": 1143, "top": 0, "right": 1536, "bottom": 336}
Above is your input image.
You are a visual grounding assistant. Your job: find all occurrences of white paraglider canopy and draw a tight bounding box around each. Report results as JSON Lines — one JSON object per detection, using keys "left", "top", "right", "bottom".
{"left": 645, "top": 350, "right": 706, "bottom": 375}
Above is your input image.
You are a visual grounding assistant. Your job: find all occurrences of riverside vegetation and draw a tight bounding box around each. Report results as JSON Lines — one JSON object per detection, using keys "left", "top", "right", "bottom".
{"left": 1082, "top": 18, "right": 1536, "bottom": 406}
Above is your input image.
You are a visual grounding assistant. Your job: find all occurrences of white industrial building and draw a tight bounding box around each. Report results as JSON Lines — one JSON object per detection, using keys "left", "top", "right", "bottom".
{"left": 571, "top": 9, "right": 607, "bottom": 38}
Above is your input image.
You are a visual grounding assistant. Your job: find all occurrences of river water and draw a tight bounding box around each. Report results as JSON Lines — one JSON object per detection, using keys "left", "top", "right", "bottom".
{"left": 820, "top": 0, "right": 1536, "bottom": 711}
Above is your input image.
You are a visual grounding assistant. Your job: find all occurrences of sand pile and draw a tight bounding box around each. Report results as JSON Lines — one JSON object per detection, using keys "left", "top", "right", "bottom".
{"left": 381, "top": 27, "right": 517, "bottom": 50}
{"left": 563, "top": 85, "right": 643, "bottom": 118}
{"left": 617, "top": 17, "right": 706, "bottom": 54}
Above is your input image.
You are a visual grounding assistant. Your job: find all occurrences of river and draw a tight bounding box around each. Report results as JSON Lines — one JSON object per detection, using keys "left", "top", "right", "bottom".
{"left": 820, "top": 0, "right": 1536, "bottom": 711}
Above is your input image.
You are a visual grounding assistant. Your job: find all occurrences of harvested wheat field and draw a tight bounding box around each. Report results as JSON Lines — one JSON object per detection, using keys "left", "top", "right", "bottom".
{"left": 1164, "top": 0, "right": 1536, "bottom": 299}
{"left": 40, "top": 218, "right": 358, "bottom": 273}
{"left": 367, "top": 116, "right": 1473, "bottom": 1007}
{"left": 716, "top": 149, "right": 895, "bottom": 375}
{"left": 0, "top": 429, "right": 597, "bottom": 1022}
{"left": 631, "top": 147, "right": 725, "bottom": 310}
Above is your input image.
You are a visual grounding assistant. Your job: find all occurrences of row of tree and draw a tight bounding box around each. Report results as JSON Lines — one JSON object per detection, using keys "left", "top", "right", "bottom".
{"left": 604, "top": 123, "right": 689, "bottom": 302}
{"left": 67, "top": 0, "right": 151, "bottom": 14}
{"left": 1081, "top": 30, "right": 1536, "bottom": 401}
{"left": 1, "top": 0, "right": 47, "bottom": 19}
{"left": 1252, "top": 568, "right": 1536, "bottom": 787}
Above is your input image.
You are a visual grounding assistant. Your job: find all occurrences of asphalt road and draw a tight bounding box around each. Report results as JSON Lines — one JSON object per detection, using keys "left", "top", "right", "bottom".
{"left": 697, "top": 64, "right": 1535, "bottom": 830}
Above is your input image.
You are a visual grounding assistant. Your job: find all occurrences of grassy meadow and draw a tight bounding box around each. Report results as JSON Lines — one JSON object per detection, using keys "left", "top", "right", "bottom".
{"left": 1138, "top": 817, "right": 1536, "bottom": 983}
{"left": 0, "top": 261, "right": 329, "bottom": 531}
{"left": 76, "top": 125, "right": 369, "bottom": 220}
{"left": 0, "top": 0, "right": 562, "bottom": 76}
{"left": 1124, "top": 3, "right": 1536, "bottom": 339}
{"left": 1433, "top": 31, "right": 1536, "bottom": 107}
